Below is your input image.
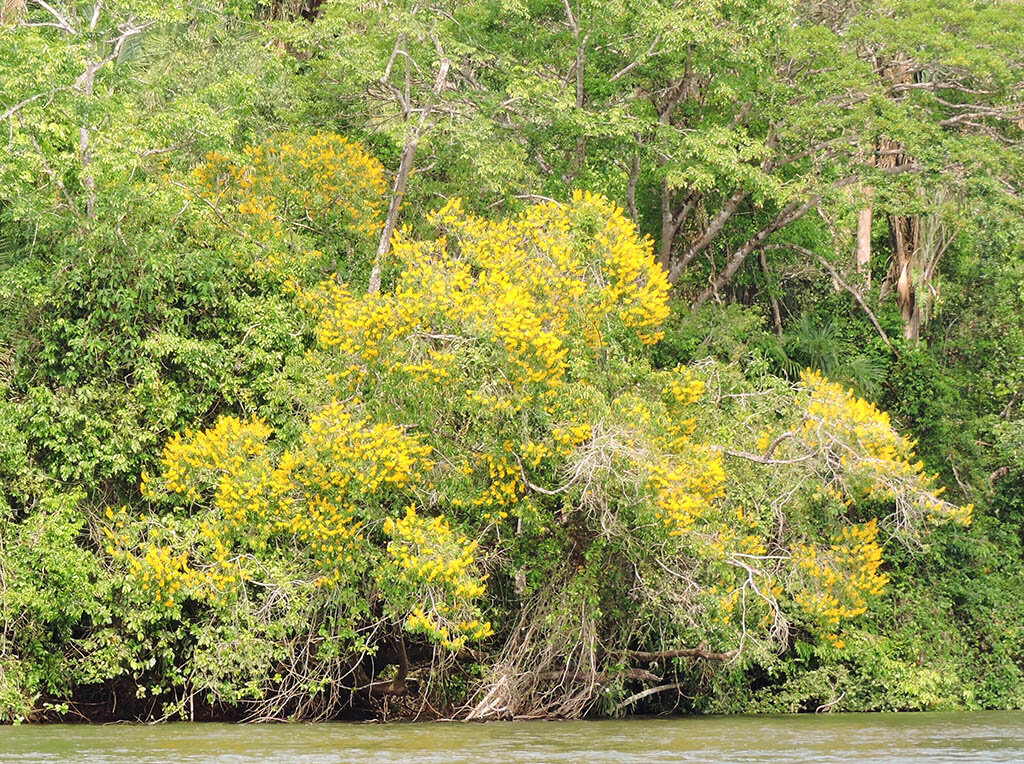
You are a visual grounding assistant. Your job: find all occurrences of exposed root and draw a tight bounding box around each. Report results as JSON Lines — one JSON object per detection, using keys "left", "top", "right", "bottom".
{"left": 465, "top": 592, "right": 608, "bottom": 720}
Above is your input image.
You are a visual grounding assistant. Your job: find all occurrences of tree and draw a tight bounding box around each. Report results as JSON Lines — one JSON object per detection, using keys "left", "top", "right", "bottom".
{"left": 124, "top": 190, "right": 969, "bottom": 719}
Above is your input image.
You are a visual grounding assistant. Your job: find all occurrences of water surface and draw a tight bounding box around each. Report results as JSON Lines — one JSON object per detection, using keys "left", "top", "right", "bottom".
{"left": 2, "top": 711, "right": 1023, "bottom": 763}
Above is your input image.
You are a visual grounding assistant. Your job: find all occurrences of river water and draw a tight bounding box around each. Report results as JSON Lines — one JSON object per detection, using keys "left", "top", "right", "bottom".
{"left": 1, "top": 712, "right": 1023, "bottom": 763}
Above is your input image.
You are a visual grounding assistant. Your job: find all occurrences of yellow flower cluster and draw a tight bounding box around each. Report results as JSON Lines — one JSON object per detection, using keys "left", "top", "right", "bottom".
{"left": 125, "top": 544, "right": 196, "bottom": 608}
{"left": 103, "top": 506, "right": 243, "bottom": 610}
{"left": 302, "top": 401, "right": 434, "bottom": 495}
{"left": 663, "top": 367, "right": 706, "bottom": 407}
{"left": 455, "top": 451, "right": 523, "bottom": 522}
{"left": 797, "top": 370, "right": 973, "bottom": 526}
{"left": 196, "top": 133, "right": 386, "bottom": 237}
{"left": 384, "top": 505, "right": 493, "bottom": 650}
{"left": 307, "top": 190, "right": 670, "bottom": 392}
{"left": 266, "top": 445, "right": 365, "bottom": 583}
{"left": 151, "top": 416, "right": 272, "bottom": 500}
{"left": 520, "top": 441, "right": 552, "bottom": 469}
{"left": 386, "top": 349, "right": 455, "bottom": 384}
{"left": 131, "top": 398, "right": 438, "bottom": 600}
{"left": 634, "top": 370, "right": 728, "bottom": 536}
{"left": 192, "top": 132, "right": 386, "bottom": 280}
{"left": 792, "top": 518, "right": 890, "bottom": 646}
{"left": 551, "top": 423, "right": 593, "bottom": 456}
{"left": 426, "top": 191, "right": 670, "bottom": 343}
{"left": 649, "top": 449, "right": 727, "bottom": 535}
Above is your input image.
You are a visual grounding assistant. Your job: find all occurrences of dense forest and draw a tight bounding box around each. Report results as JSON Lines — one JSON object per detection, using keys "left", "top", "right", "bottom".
{"left": 0, "top": 0, "right": 1022, "bottom": 723}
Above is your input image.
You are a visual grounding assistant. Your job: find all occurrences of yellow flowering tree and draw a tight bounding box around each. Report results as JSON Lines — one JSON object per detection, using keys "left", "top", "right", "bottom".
{"left": 111, "top": 183, "right": 971, "bottom": 720}
{"left": 685, "top": 362, "right": 973, "bottom": 666}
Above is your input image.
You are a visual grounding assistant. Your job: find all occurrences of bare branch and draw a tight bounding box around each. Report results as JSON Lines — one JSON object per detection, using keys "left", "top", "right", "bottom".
{"left": 628, "top": 646, "right": 740, "bottom": 662}
{"left": 670, "top": 188, "right": 748, "bottom": 281}
{"left": 33, "top": 0, "right": 76, "bottom": 33}
{"left": 717, "top": 447, "right": 817, "bottom": 466}
{"left": 0, "top": 88, "right": 66, "bottom": 122}
{"left": 368, "top": 56, "right": 451, "bottom": 294}
{"left": 18, "top": 116, "right": 76, "bottom": 211}
{"left": 762, "top": 243, "right": 893, "bottom": 349}
{"left": 561, "top": 0, "right": 577, "bottom": 33}
{"left": 693, "top": 177, "right": 861, "bottom": 306}
{"left": 614, "top": 682, "right": 686, "bottom": 712}
{"left": 609, "top": 31, "right": 661, "bottom": 83}
{"left": 169, "top": 180, "right": 268, "bottom": 251}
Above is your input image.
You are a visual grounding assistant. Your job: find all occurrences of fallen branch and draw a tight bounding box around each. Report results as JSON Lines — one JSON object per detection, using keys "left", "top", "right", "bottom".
{"left": 614, "top": 682, "right": 687, "bottom": 713}
{"left": 369, "top": 632, "right": 410, "bottom": 697}
{"left": 628, "top": 647, "right": 740, "bottom": 663}
{"left": 535, "top": 668, "right": 661, "bottom": 684}
{"left": 989, "top": 466, "right": 1011, "bottom": 484}
{"left": 717, "top": 447, "right": 816, "bottom": 466}
{"left": 815, "top": 690, "right": 846, "bottom": 713}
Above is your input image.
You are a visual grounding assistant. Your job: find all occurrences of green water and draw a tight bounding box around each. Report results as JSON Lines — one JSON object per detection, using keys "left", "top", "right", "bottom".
{"left": 1, "top": 712, "right": 1023, "bottom": 763}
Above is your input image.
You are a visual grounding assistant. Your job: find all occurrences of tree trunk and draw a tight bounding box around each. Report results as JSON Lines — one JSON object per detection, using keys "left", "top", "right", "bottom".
{"left": 693, "top": 195, "right": 810, "bottom": 307}
{"left": 367, "top": 137, "right": 418, "bottom": 294}
{"left": 855, "top": 186, "right": 873, "bottom": 285}
{"left": 878, "top": 54, "right": 923, "bottom": 342}
{"left": 658, "top": 180, "right": 677, "bottom": 270}
{"left": 1, "top": 0, "right": 26, "bottom": 25}
{"left": 625, "top": 152, "right": 640, "bottom": 222}
{"left": 854, "top": 140, "right": 876, "bottom": 284}
{"left": 665, "top": 130, "right": 769, "bottom": 283}
{"left": 77, "top": 61, "right": 98, "bottom": 220}
{"left": 367, "top": 57, "right": 450, "bottom": 295}
{"left": 888, "top": 212, "right": 921, "bottom": 341}
{"left": 669, "top": 188, "right": 747, "bottom": 281}
{"left": 759, "top": 248, "right": 783, "bottom": 338}
{"left": 653, "top": 73, "right": 694, "bottom": 273}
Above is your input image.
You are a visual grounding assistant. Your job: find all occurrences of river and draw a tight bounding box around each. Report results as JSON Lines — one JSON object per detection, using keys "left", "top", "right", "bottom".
{"left": 1, "top": 712, "right": 1023, "bottom": 763}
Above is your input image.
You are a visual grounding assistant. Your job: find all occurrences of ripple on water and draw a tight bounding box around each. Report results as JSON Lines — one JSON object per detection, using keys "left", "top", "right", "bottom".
{"left": 0, "top": 712, "right": 1023, "bottom": 764}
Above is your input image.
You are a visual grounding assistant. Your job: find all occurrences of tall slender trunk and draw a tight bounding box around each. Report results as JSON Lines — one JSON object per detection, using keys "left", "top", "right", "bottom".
{"left": 855, "top": 186, "right": 873, "bottom": 285}
{"left": 367, "top": 57, "right": 450, "bottom": 295}
{"left": 759, "top": 248, "right": 783, "bottom": 338}
{"left": 77, "top": 61, "right": 99, "bottom": 219}
{"left": 561, "top": 0, "right": 588, "bottom": 190}
{"left": 693, "top": 195, "right": 810, "bottom": 307}
{"left": 878, "top": 54, "right": 923, "bottom": 341}
{"left": 666, "top": 129, "right": 768, "bottom": 282}
{"left": 658, "top": 187, "right": 698, "bottom": 271}
{"left": 624, "top": 153, "right": 640, "bottom": 222}
{"left": 653, "top": 71, "right": 693, "bottom": 273}
{"left": 658, "top": 181, "right": 676, "bottom": 270}
{"left": 367, "top": 137, "right": 418, "bottom": 294}
{"left": 1, "top": 0, "right": 26, "bottom": 25}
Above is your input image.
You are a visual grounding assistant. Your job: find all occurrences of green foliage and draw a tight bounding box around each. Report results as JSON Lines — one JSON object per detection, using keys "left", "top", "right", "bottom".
{"left": 0, "top": 493, "right": 110, "bottom": 721}
{"left": 0, "top": 183, "right": 314, "bottom": 498}
{"left": 651, "top": 303, "right": 770, "bottom": 369}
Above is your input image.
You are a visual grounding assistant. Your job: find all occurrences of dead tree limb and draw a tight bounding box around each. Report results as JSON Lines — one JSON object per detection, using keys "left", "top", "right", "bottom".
{"left": 761, "top": 243, "right": 893, "bottom": 350}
